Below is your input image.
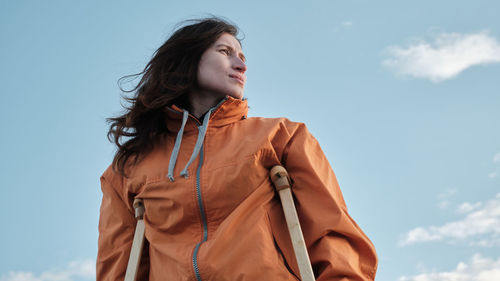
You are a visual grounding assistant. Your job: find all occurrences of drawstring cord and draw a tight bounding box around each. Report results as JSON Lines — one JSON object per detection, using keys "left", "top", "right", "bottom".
{"left": 180, "top": 107, "right": 213, "bottom": 178}
{"left": 167, "top": 110, "right": 189, "bottom": 181}
{"left": 167, "top": 97, "right": 227, "bottom": 182}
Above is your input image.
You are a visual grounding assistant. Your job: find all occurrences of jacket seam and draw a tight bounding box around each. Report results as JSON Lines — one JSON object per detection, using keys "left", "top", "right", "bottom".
{"left": 204, "top": 154, "right": 256, "bottom": 172}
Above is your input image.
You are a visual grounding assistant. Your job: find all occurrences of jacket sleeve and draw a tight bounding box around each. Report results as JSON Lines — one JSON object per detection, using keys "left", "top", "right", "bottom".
{"left": 282, "top": 123, "right": 378, "bottom": 281}
{"left": 96, "top": 166, "right": 149, "bottom": 281}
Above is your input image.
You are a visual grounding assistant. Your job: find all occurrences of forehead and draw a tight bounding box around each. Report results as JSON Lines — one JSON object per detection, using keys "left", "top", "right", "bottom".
{"left": 213, "top": 33, "right": 242, "bottom": 52}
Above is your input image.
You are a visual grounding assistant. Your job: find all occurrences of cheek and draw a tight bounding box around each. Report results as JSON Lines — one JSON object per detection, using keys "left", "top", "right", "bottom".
{"left": 198, "top": 69, "right": 220, "bottom": 89}
{"left": 198, "top": 61, "right": 228, "bottom": 87}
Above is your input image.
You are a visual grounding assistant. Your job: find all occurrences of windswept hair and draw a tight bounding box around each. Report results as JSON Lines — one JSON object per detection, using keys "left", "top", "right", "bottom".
{"left": 107, "top": 16, "right": 241, "bottom": 176}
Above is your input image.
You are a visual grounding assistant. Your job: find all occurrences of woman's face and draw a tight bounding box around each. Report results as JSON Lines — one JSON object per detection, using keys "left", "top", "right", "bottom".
{"left": 196, "top": 33, "right": 247, "bottom": 100}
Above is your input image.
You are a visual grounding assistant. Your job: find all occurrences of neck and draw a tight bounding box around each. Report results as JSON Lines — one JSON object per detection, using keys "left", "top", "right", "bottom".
{"left": 187, "top": 91, "right": 226, "bottom": 119}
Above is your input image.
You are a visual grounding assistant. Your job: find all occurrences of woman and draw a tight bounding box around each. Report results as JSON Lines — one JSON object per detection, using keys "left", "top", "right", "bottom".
{"left": 97, "top": 17, "right": 378, "bottom": 280}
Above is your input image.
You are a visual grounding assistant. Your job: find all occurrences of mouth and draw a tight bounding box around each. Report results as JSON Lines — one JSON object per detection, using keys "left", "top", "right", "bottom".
{"left": 229, "top": 74, "right": 245, "bottom": 85}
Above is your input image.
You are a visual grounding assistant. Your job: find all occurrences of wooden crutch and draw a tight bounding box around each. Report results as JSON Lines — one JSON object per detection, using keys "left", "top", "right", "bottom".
{"left": 124, "top": 198, "right": 146, "bottom": 281}
{"left": 270, "top": 165, "right": 315, "bottom": 281}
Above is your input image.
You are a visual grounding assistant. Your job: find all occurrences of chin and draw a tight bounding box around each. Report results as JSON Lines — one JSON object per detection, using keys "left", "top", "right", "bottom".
{"left": 227, "top": 90, "right": 244, "bottom": 100}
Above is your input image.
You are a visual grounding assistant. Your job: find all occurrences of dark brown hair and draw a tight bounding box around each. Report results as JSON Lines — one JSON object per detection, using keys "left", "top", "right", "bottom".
{"left": 107, "top": 16, "right": 241, "bottom": 176}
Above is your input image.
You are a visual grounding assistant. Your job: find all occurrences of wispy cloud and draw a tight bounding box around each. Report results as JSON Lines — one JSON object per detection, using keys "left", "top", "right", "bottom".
{"left": 494, "top": 153, "right": 500, "bottom": 163}
{"left": 437, "top": 188, "right": 457, "bottom": 209}
{"left": 341, "top": 21, "right": 353, "bottom": 27}
{"left": 456, "top": 201, "right": 483, "bottom": 214}
{"left": 333, "top": 20, "right": 353, "bottom": 32}
{"left": 383, "top": 30, "right": 500, "bottom": 82}
{"left": 489, "top": 152, "right": 500, "bottom": 178}
{"left": 400, "top": 193, "right": 500, "bottom": 246}
{"left": 398, "top": 254, "right": 500, "bottom": 281}
{"left": 0, "top": 260, "right": 95, "bottom": 281}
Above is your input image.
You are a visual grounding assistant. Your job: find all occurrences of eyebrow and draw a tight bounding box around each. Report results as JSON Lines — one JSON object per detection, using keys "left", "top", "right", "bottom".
{"left": 215, "top": 44, "right": 246, "bottom": 62}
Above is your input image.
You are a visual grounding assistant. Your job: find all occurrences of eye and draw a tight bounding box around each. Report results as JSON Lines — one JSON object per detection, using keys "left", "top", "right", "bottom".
{"left": 219, "top": 49, "right": 230, "bottom": 55}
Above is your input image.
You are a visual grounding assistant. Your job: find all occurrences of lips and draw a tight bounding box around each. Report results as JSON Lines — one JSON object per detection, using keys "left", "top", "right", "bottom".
{"left": 229, "top": 74, "right": 245, "bottom": 85}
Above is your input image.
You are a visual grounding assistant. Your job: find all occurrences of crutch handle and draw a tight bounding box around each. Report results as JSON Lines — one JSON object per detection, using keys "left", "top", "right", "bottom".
{"left": 133, "top": 198, "right": 145, "bottom": 219}
{"left": 270, "top": 165, "right": 291, "bottom": 191}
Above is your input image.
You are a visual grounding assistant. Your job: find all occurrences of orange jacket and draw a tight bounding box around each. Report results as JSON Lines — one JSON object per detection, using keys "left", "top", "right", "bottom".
{"left": 97, "top": 96, "right": 378, "bottom": 281}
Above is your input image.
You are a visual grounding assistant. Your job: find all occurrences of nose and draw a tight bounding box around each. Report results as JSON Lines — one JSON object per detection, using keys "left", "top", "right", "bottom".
{"left": 233, "top": 58, "right": 247, "bottom": 73}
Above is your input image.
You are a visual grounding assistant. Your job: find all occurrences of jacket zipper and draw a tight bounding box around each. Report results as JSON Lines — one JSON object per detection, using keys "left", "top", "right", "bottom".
{"left": 192, "top": 142, "right": 208, "bottom": 281}
{"left": 186, "top": 99, "right": 226, "bottom": 281}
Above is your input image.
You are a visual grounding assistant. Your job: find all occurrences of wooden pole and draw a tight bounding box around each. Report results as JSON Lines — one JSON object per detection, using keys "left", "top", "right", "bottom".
{"left": 270, "top": 165, "right": 315, "bottom": 281}
{"left": 124, "top": 198, "right": 146, "bottom": 281}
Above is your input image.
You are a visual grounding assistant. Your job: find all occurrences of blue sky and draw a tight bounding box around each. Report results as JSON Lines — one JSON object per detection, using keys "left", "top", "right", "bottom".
{"left": 1, "top": 1, "right": 499, "bottom": 280}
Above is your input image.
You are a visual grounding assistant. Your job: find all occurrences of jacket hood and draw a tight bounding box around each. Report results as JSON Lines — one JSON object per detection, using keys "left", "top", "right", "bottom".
{"left": 164, "top": 95, "right": 248, "bottom": 133}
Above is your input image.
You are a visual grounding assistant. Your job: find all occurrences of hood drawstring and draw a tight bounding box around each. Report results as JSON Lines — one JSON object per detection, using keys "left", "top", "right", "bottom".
{"left": 167, "top": 98, "right": 225, "bottom": 181}
{"left": 167, "top": 110, "right": 189, "bottom": 181}
{"left": 179, "top": 107, "right": 214, "bottom": 178}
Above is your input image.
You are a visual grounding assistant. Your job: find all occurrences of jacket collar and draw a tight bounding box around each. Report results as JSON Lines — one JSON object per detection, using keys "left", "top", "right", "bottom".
{"left": 164, "top": 95, "right": 248, "bottom": 133}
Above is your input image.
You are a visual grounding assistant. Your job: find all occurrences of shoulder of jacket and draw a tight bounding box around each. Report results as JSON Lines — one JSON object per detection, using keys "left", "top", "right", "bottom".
{"left": 100, "top": 164, "right": 126, "bottom": 189}
{"left": 245, "top": 116, "right": 307, "bottom": 131}
{"left": 100, "top": 164, "right": 114, "bottom": 183}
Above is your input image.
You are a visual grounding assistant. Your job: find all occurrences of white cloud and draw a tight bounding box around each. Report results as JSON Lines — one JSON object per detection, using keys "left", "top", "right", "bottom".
{"left": 469, "top": 238, "right": 500, "bottom": 248}
{"left": 383, "top": 31, "right": 500, "bottom": 82}
{"left": 488, "top": 152, "right": 500, "bottom": 178}
{"left": 457, "top": 202, "right": 483, "bottom": 214}
{"left": 400, "top": 227, "right": 442, "bottom": 245}
{"left": 438, "top": 200, "right": 451, "bottom": 209}
{"left": 400, "top": 193, "right": 500, "bottom": 246}
{"left": 341, "top": 21, "right": 353, "bottom": 27}
{"left": 0, "top": 260, "right": 95, "bottom": 281}
{"left": 437, "top": 188, "right": 457, "bottom": 209}
{"left": 399, "top": 254, "right": 500, "bottom": 281}
{"left": 439, "top": 189, "right": 457, "bottom": 199}
{"left": 493, "top": 153, "right": 500, "bottom": 163}
{"left": 333, "top": 20, "right": 353, "bottom": 32}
